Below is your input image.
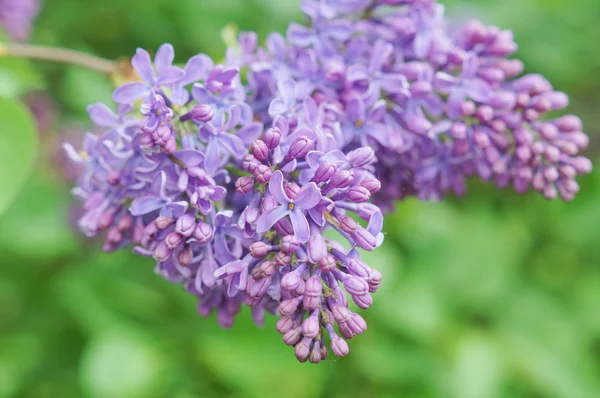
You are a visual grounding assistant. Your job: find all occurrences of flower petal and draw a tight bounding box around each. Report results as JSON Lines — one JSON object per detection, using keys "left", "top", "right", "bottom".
{"left": 203, "top": 139, "right": 221, "bottom": 176}
{"left": 131, "top": 48, "right": 155, "bottom": 83}
{"left": 268, "top": 171, "right": 290, "bottom": 205}
{"left": 130, "top": 196, "right": 165, "bottom": 216}
{"left": 87, "top": 103, "right": 118, "bottom": 127}
{"left": 218, "top": 133, "right": 247, "bottom": 159}
{"left": 154, "top": 43, "right": 175, "bottom": 73}
{"left": 294, "top": 182, "right": 322, "bottom": 210}
{"left": 174, "top": 149, "right": 204, "bottom": 166}
{"left": 256, "top": 206, "right": 289, "bottom": 234}
{"left": 287, "top": 23, "right": 313, "bottom": 47}
{"left": 289, "top": 210, "right": 310, "bottom": 243}
{"left": 112, "top": 82, "right": 149, "bottom": 104}
{"left": 157, "top": 66, "right": 185, "bottom": 85}
{"left": 268, "top": 98, "right": 288, "bottom": 116}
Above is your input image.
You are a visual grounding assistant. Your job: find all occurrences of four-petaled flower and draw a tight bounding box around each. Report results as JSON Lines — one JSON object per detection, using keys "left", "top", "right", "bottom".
{"left": 257, "top": 171, "right": 322, "bottom": 242}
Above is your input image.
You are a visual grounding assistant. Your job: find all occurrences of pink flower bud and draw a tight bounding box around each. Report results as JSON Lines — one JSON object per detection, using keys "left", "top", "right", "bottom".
{"left": 254, "top": 164, "right": 272, "bottom": 183}
{"left": 249, "top": 242, "right": 269, "bottom": 258}
{"left": 262, "top": 127, "right": 281, "bottom": 149}
{"left": 281, "top": 235, "right": 300, "bottom": 253}
{"left": 154, "top": 216, "right": 173, "bottom": 230}
{"left": 175, "top": 214, "right": 196, "bottom": 237}
{"left": 346, "top": 186, "right": 371, "bottom": 203}
{"left": 193, "top": 222, "right": 213, "bottom": 243}
{"left": 287, "top": 136, "right": 314, "bottom": 159}
{"left": 235, "top": 176, "right": 254, "bottom": 193}
{"left": 190, "top": 104, "right": 214, "bottom": 122}
{"left": 313, "top": 162, "right": 337, "bottom": 183}
{"left": 165, "top": 231, "right": 184, "bottom": 249}
{"left": 251, "top": 140, "right": 269, "bottom": 160}
{"left": 178, "top": 247, "right": 193, "bottom": 266}
{"left": 318, "top": 255, "right": 336, "bottom": 272}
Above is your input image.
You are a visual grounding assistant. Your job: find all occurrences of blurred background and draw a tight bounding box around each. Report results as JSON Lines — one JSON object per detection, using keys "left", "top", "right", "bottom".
{"left": 1, "top": 0, "right": 600, "bottom": 397}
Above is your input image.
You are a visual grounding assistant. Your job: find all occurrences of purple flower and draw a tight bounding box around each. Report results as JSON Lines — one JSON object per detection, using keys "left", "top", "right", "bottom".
{"left": 256, "top": 171, "right": 321, "bottom": 243}
{"left": 113, "top": 44, "right": 185, "bottom": 104}
{"left": 130, "top": 171, "right": 188, "bottom": 218}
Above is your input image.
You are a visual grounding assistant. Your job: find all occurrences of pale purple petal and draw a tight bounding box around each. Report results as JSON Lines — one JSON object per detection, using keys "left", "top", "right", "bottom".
{"left": 268, "top": 171, "right": 290, "bottom": 205}
{"left": 157, "top": 66, "right": 185, "bottom": 85}
{"left": 294, "top": 182, "right": 322, "bottom": 209}
{"left": 131, "top": 48, "right": 155, "bottom": 83}
{"left": 87, "top": 103, "right": 118, "bottom": 127}
{"left": 289, "top": 211, "right": 310, "bottom": 243}
{"left": 130, "top": 197, "right": 165, "bottom": 216}
{"left": 112, "top": 82, "right": 150, "bottom": 104}
{"left": 268, "top": 98, "right": 288, "bottom": 116}
{"left": 256, "top": 206, "right": 289, "bottom": 233}
{"left": 191, "top": 84, "right": 215, "bottom": 104}
{"left": 204, "top": 139, "right": 220, "bottom": 176}
{"left": 236, "top": 122, "right": 263, "bottom": 145}
{"left": 218, "top": 133, "right": 247, "bottom": 159}
{"left": 287, "top": 23, "right": 313, "bottom": 47}
{"left": 174, "top": 149, "right": 204, "bottom": 166}
{"left": 154, "top": 43, "right": 175, "bottom": 73}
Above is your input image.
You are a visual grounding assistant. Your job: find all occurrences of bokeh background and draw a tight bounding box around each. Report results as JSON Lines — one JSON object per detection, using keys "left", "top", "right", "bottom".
{"left": 1, "top": 0, "right": 600, "bottom": 397}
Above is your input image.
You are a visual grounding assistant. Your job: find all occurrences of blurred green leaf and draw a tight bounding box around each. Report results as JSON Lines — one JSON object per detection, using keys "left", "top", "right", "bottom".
{"left": 0, "top": 57, "right": 44, "bottom": 98}
{"left": 449, "top": 333, "right": 502, "bottom": 398}
{"left": 80, "top": 331, "right": 166, "bottom": 398}
{"left": 0, "top": 97, "right": 37, "bottom": 217}
{"left": 60, "top": 67, "right": 113, "bottom": 115}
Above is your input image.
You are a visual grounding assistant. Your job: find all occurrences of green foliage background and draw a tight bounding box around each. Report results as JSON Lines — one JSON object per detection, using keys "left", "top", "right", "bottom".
{"left": 0, "top": 0, "right": 599, "bottom": 397}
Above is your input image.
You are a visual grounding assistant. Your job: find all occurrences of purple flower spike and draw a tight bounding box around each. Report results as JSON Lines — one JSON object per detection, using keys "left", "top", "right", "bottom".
{"left": 66, "top": 0, "right": 590, "bottom": 363}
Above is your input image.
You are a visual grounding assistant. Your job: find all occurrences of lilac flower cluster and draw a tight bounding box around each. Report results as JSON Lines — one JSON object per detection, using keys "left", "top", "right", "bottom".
{"left": 230, "top": 0, "right": 591, "bottom": 207}
{"left": 0, "top": 0, "right": 39, "bottom": 41}
{"left": 66, "top": 0, "right": 591, "bottom": 362}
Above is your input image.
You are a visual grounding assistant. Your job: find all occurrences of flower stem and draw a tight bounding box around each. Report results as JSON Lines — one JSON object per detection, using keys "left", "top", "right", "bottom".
{"left": 0, "top": 42, "right": 119, "bottom": 75}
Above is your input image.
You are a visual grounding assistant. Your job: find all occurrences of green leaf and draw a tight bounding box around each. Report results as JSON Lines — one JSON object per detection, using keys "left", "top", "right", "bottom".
{"left": 449, "top": 334, "right": 502, "bottom": 398}
{"left": 0, "top": 97, "right": 38, "bottom": 217}
{"left": 0, "top": 57, "right": 44, "bottom": 98}
{"left": 80, "top": 331, "right": 166, "bottom": 398}
{"left": 60, "top": 67, "right": 113, "bottom": 115}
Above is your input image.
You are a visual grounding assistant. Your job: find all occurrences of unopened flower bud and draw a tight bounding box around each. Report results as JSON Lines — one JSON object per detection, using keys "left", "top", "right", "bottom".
{"left": 193, "top": 222, "right": 213, "bottom": 243}
{"left": 254, "top": 164, "right": 272, "bottom": 183}
{"left": 307, "top": 235, "right": 328, "bottom": 263}
{"left": 251, "top": 140, "right": 269, "bottom": 160}
{"left": 263, "top": 127, "right": 281, "bottom": 149}
{"left": 154, "top": 216, "right": 173, "bottom": 230}
{"left": 178, "top": 247, "right": 193, "bottom": 266}
{"left": 243, "top": 154, "right": 260, "bottom": 172}
{"left": 249, "top": 241, "right": 269, "bottom": 258}
{"left": 165, "top": 231, "right": 184, "bottom": 249}
{"left": 281, "top": 235, "right": 300, "bottom": 253}
{"left": 235, "top": 176, "right": 254, "bottom": 193}
{"left": 347, "top": 147, "right": 376, "bottom": 168}
{"left": 190, "top": 104, "right": 214, "bottom": 122}
{"left": 287, "top": 136, "right": 314, "bottom": 159}
{"left": 312, "top": 162, "right": 336, "bottom": 184}
{"left": 346, "top": 186, "right": 371, "bottom": 203}
{"left": 318, "top": 255, "right": 336, "bottom": 272}
{"left": 175, "top": 214, "right": 196, "bottom": 237}
{"left": 329, "top": 169, "right": 354, "bottom": 189}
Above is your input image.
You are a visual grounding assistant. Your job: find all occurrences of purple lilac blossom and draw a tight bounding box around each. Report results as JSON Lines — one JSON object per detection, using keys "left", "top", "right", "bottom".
{"left": 0, "top": 0, "right": 39, "bottom": 41}
{"left": 66, "top": 0, "right": 590, "bottom": 363}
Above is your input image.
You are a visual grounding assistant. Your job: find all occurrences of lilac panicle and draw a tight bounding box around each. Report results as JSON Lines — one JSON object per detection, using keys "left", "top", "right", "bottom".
{"left": 66, "top": 0, "right": 590, "bottom": 363}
